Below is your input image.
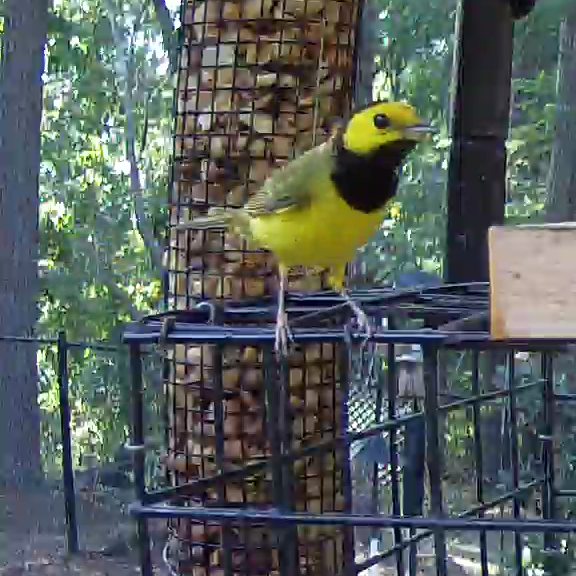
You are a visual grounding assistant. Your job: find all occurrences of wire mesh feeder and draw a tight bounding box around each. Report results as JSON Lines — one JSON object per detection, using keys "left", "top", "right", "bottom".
{"left": 168, "top": 0, "right": 361, "bottom": 302}
{"left": 147, "top": 295, "right": 354, "bottom": 576}
{"left": 165, "top": 0, "right": 363, "bottom": 573}
{"left": 124, "top": 282, "right": 575, "bottom": 576}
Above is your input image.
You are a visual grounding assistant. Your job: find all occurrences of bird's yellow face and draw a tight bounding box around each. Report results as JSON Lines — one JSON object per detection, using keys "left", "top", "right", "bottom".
{"left": 342, "top": 101, "right": 435, "bottom": 155}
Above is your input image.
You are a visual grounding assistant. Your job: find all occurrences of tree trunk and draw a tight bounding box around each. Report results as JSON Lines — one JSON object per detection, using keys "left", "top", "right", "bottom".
{"left": 164, "top": 0, "right": 360, "bottom": 574}
{"left": 0, "top": 0, "right": 48, "bottom": 487}
{"left": 544, "top": 7, "right": 576, "bottom": 394}
{"left": 545, "top": 6, "right": 576, "bottom": 222}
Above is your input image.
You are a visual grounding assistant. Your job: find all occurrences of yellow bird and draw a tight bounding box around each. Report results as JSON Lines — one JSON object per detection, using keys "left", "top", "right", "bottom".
{"left": 177, "top": 101, "right": 435, "bottom": 354}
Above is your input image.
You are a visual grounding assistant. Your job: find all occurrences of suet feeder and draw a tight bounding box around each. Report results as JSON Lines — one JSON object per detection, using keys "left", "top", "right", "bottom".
{"left": 163, "top": 0, "right": 364, "bottom": 573}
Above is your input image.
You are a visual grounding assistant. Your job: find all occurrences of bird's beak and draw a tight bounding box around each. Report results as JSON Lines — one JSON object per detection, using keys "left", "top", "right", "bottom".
{"left": 402, "top": 122, "right": 438, "bottom": 141}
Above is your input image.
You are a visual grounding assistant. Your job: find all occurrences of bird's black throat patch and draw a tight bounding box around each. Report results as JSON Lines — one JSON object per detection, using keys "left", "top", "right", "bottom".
{"left": 330, "top": 134, "right": 417, "bottom": 213}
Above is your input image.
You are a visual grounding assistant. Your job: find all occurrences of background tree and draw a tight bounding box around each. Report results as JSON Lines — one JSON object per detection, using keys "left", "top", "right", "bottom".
{"left": 37, "top": 0, "right": 175, "bottom": 468}
{"left": 0, "top": 0, "right": 49, "bottom": 487}
{"left": 545, "top": 4, "right": 576, "bottom": 222}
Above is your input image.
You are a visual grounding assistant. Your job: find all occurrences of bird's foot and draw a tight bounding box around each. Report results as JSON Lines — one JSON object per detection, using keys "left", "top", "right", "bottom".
{"left": 274, "top": 309, "right": 294, "bottom": 357}
{"left": 344, "top": 294, "right": 372, "bottom": 349}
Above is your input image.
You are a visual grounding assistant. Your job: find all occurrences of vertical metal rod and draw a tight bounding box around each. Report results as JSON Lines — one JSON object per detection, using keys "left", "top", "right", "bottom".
{"left": 506, "top": 352, "right": 522, "bottom": 576}
{"left": 212, "top": 344, "right": 233, "bottom": 576}
{"left": 422, "top": 345, "right": 447, "bottom": 576}
{"left": 280, "top": 354, "right": 298, "bottom": 576}
{"left": 541, "top": 354, "right": 556, "bottom": 550}
{"left": 129, "top": 343, "right": 153, "bottom": 576}
{"left": 339, "top": 336, "right": 355, "bottom": 576}
{"left": 263, "top": 350, "right": 298, "bottom": 576}
{"left": 370, "top": 373, "right": 383, "bottom": 529}
{"left": 386, "top": 337, "right": 404, "bottom": 576}
{"left": 471, "top": 351, "right": 488, "bottom": 576}
{"left": 57, "top": 330, "right": 79, "bottom": 555}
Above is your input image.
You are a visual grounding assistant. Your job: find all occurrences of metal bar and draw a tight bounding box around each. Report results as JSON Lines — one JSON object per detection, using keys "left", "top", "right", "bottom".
{"left": 339, "top": 338, "right": 356, "bottom": 576}
{"left": 129, "top": 343, "right": 153, "bottom": 576}
{"left": 554, "top": 490, "right": 576, "bottom": 498}
{"left": 551, "top": 393, "right": 576, "bottom": 401}
{"left": 57, "top": 331, "right": 79, "bottom": 555}
{"left": 122, "top": 327, "right": 452, "bottom": 345}
{"left": 128, "top": 504, "right": 576, "bottom": 533}
{"left": 122, "top": 323, "right": 576, "bottom": 350}
{"left": 212, "top": 344, "right": 233, "bottom": 576}
{"left": 385, "top": 337, "right": 405, "bottom": 576}
{"left": 506, "top": 352, "right": 523, "bottom": 576}
{"left": 542, "top": 354, "right": 556, "bottom": 550}
{"left": 278, "top": 355, "right": 298, "bottom": 576}
{"left": 422, "top": 345, "right": 447, "bottom": 575}
{"left": 263, "top": 349, "right": 298, "bottom": 576}
{"left": 0, "top": 334, "right": 146, "bottom": 355}
{"left": 471, "top": 351, "right": 488, "bottom": 576}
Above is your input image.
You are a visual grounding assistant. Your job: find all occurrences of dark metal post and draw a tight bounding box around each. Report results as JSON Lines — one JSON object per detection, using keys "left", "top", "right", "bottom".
{"left": 422, "top": 346, "right": 447, "bottom": 576}
{"left": 541, "top": 354, "right": 556, "bottom": 550}
{"left": 212, "top": 344, "right": 233, "bottom": 576}
{"left": 57, "top": 330, "right": 79, "bottom": 555}
{"left": 129, "top": 343, "right": 153, "bottom": 576}
{"left": 470, "top": 352, "right": 489, "bottom": 575}
{"left": 263, "top": 350, "right": 298, "bottom": 576}
{"left": 385, "top": 339, "right": 405, "bottom": 576}
{"left": 445, "top": 0, "right": 514, "bottom": 283}
{"left": 506, "top": 353, "right": 523, "bottom": 576}
{"left": 339, "top": 338, "right": 356, "bottom": 576}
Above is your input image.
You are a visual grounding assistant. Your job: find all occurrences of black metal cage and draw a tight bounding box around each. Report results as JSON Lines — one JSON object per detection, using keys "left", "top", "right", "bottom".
{"left": 123, "top": 283, "right": 576, "bottom": 576}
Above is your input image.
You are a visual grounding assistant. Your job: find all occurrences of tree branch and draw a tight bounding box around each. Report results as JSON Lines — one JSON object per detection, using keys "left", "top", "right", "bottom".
{"left": 105, "top": 4, "right": 164, "bottom": 275}
{"left": 151, "top": 0, "right": 177, "bottom": 74}
{"left": 77, "top": 235, "right": 143, "bottom": 321}
{"left": 138, "top": 90, "right": 152, "bottom": 163}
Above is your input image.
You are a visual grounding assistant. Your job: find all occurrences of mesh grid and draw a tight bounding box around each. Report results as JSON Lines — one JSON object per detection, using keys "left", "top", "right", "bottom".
{"left": 164, "top": 0, "right": 362, "bottom": 572}
{"left": 162, "top": 339, "right": 352, "bottom": 575}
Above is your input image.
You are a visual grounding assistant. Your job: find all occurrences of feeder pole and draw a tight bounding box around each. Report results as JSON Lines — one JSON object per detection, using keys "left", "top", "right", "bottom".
{"left": 445, "top": 0, "right": 514, "bottom": 283}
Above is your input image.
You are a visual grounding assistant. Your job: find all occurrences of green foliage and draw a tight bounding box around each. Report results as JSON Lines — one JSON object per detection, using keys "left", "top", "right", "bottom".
{"left": 358, "top": 0, "right": 569, "bottom": 282}
{"left": 41, "top": 0, "right": 174, "bottom": 341}
{"left": 36, "top": 0, "right": 176, "bottom": 472}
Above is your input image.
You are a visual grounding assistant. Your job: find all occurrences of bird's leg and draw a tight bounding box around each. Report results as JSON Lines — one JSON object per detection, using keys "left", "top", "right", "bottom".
{"left": 275, "top": 265, "right": 294, "bottom": 356}
{"left": 340, "top": 288, "right": 372, "bottom": 340}
{"left": 329, "top": 265, "right": 372, "bottom": 344}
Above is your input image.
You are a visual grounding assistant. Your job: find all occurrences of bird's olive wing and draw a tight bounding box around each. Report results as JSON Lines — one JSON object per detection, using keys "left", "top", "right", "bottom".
{"left": 243, "top": 142, "right": 333, "bottom": 216}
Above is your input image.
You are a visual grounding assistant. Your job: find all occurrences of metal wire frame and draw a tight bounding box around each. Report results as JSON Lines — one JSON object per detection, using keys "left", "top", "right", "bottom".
{"left": 124, "top": 283, "right": 576, "bottom": 576}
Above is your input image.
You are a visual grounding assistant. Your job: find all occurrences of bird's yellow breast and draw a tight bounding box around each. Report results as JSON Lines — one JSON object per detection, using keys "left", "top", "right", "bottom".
{"left": 248, "top": 182, "right": 386, "bottom": 270}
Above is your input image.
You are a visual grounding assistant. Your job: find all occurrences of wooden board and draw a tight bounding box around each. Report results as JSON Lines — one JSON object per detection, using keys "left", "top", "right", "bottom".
{"left": 488, "top": 222, "right": 576, "bottom": 340}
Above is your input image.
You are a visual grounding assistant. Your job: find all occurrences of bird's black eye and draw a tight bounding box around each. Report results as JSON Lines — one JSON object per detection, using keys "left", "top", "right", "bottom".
{"left": 373, "top": 114, "right": 391, "bottom": 129}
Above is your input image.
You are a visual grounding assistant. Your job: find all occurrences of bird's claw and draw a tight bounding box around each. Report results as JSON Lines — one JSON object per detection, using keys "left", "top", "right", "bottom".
{"left": 274, "top": 310, "right": 294, "bottom": 357}
{"left": 348, "top": 299, "right": 372, "bottom": 352}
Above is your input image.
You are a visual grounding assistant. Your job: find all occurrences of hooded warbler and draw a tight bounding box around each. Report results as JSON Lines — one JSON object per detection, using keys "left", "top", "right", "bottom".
{"left": 177, "top": 100, "right": 435, "bottom": 355}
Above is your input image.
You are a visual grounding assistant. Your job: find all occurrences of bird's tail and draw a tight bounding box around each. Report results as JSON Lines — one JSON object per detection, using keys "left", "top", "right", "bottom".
{"left": 175, "top": 207, "right": 238, "bottom": 231}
